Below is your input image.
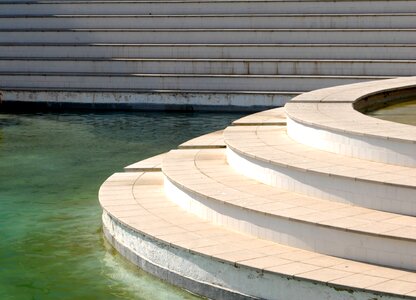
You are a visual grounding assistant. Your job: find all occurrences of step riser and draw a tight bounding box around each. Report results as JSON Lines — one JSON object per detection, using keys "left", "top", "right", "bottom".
{"left": 1, "top": 60, "right": 414, "bottom": 76}
{"left": 226, "top": 147, "right": 416, "bottom": 216}
{"left": 287, "top": 117, "right": 416, "bottom": 167}
{"left": 164, "top": 176, "right": 416, "bottom": 270}
{"left": 1, "top": 15, "right": 416, "bottom": 29}
{"left": 2, "top": 2, "right": 416, "bottom": 15}
{"left": 0, "top": 74, "right": 378, "bottom": 92}
{"left": 0, "top": 45, "right": 414, "bottom": 60}
{"left": 0, "top": 30, "right": 416, "bottom": 44}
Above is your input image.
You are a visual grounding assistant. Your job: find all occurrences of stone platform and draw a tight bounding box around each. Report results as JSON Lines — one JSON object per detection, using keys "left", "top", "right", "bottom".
{"left": 99, "top": 77, "right": 416, "bottom": 299}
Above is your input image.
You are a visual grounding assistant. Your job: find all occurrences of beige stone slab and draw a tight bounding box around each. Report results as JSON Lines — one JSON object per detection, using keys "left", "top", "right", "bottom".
{"left": 383, "top": 226, "right": 416, "bottom": 240}
{"left": 150, "top": 225, "right": 188, "bottom": 237}
{"left": 215, "top": 249, "right": 267, "bottom": 263}
{"left": 368, "top": 280, "right": 416, "bottom": 295}
{"left": 232, "top": 107, "right": 286, "bottom": 126}
{"left": 157, "top": 232, "right": 202, "bottom": 244}
{"left": 179, "top": 130, "right": 226, "bottom": 149}
{"left": 192, "top": 242, "right": 247, "bottom": 256}
{"left": 397, "top": 273, "right": 416, "bottom": 283}
{"left": 124, "top": 153, "right": 165, "bottom": 172}
{"left": 177, "top": 238, "right": 219, "bottom": 250}
{"left": 239, "top": 255, "right": 293, "bottom": 270}
{"left": 297, "top": 268, "right": 353, "bottom": 283}
{"left": 364, "top": 268, "right": 412, "bottom": 280}
{"left": 302, "top": 255, "right": 344, "bottom": 268}
{"left": 266, "top": 262, "right": 322, "bottom": 276}
{"left": 279, "top": 250, "right": 322, "bottom": 261}
{"left": 330, "top": 274, "right": 389, "bottom": 289}
{"left": 331, "top": 261, "right": 377, "bottom": 273}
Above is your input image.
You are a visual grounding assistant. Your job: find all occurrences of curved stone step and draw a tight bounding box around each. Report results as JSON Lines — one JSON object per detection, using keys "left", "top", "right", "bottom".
{"left": 4, "top": 0, "right": 416, "bottom": 15}
{"left": 224, "top": 125, "right": 416, "bottom": 216}
{"left": 0, "top": 43, "right": 415, "bottom": 60}
{"left": 162, "top": 148, "right": 416, "bottom": 270}
{"left": 1, "top": 57, "right": 416, "bottom": 76}
{"left": 285, "top": 77, "right": 416, "bottom": 167}
{"left": 99, "top": 170, "right": 416, "bottom": 299}
{"left": 1, "top": 13, "right": 416, "bottom": 29}
{"left": 0, "top": 72, "right": 389, "bottom": 92}
{"left": 1, "top": 28, "right": 416, "bottom": 44}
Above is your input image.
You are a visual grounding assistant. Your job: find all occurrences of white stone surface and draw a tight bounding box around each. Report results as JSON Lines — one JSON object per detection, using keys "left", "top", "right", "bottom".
{"left": 102, "top": 210, "right": 403, "bottom": 300}
{"left": 164, "top": 176, "right": 416, "bottom": 270}
{"left": 226, "top": 146, "right": 416, "bottom": 216}
{"left": 285, "top": 77, "right": 416, "bottom": 166}
{"left": 287, "top": 117, "right": 416, "bottom": 167}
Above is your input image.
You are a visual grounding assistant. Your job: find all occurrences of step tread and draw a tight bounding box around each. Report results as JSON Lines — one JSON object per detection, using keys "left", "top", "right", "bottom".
{"left": 1, "top": 42, "right": 416, "bottom": 46}
{"left": 224, "top": 125, "right": 416, "bottom": 188}
{"left": 2, "top": 57, "right": 416, "bottom": 63}
{"left": 232, "top": 107, "right": 286, "bottom": 125}
{"left": 2, "top": 28, "right": 416, "bottom": 31}
{"left": 178, "top": 130, "right": 225, "bottom": 149}
{"left": 0, "top": 87, "right": 300, "bottom": 95}
{"left": 163, "top": 148, "right": 416, "bottom": 241}
{"left": 99, "top": 170, "right": 416, "bottom": 297}
{"left": 0, "top": 71, "right": 392, "bottom": 79}
{"left": 6, "top": 0, "right": 416, "bottom": 4}
{"left": 3, "top": 12, "right": 416, "bottom": 17}
{"left": 124, "top": 152, "right": 165, "bottom": 172}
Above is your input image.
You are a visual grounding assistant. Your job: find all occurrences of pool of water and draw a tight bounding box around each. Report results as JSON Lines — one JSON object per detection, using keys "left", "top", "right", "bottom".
{"left": 367, "top": 99, "right": 416, "bottom": 126}
{"left": 0, "top": 111, "right": 245, "bottom": 300}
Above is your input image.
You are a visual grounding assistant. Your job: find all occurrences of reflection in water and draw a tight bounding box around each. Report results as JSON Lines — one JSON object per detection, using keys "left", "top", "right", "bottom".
{"left": 368, "top": 100, "right": 416, "bottom": 126}
{"left": 0, "top": 111, "right": 244, "bottom": 300}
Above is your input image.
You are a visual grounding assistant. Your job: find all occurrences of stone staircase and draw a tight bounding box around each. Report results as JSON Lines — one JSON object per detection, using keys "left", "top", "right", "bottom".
{"left": 99, "top": 78, "right": 416, "bottom": 299}
{"left": 2, "top": 0, "right": 416, "bottom": 110}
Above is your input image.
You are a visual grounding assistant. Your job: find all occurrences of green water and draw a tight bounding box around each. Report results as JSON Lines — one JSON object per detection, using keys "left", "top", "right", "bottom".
{"left": 0, "top": 111, "right": 245, "bottom": 300}
{"left": 368, "top": 100, "right": 416, "bottom": 126}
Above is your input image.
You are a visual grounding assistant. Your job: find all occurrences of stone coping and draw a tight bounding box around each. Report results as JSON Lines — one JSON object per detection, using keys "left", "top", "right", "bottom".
{"left": 99, "top": 171, "right": 416, "bottom": 299}
{"left": 178, "top": 129, "right": 225, "bottom": 149}
{"left": 162, "top": 148, "right": 416, "bottom": 242}
{"left": 286, "top": 77, "right": 416, "bottom": 144}
{"left": 232, "top": 107, "right": 286, "bottom": 126}
{"left": 224, "top": 125, "right": 416, "bottom": 189}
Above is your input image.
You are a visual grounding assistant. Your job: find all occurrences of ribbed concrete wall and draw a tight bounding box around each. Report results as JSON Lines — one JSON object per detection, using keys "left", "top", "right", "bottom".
{"left": 1, "top": 0, "right": 416, "bottom": 110}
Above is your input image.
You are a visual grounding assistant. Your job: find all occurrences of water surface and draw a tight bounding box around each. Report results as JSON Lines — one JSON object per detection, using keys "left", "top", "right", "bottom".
{"left": 368, "top": 99, "right": 416, "bottom": 126}
{"left": 0, "top": 111, "right": 244, "bottom": 300}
